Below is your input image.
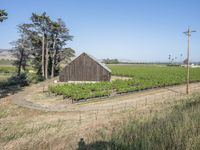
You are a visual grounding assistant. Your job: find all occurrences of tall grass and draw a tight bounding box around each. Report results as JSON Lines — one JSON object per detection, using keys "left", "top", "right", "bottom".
{"left": 78, "top": 95, "right": 200, "bottom": 150}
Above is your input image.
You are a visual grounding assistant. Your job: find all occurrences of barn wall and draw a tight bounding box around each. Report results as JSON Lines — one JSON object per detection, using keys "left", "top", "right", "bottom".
{"left": 59, "top": 53, "right": 111, "bottom": 82}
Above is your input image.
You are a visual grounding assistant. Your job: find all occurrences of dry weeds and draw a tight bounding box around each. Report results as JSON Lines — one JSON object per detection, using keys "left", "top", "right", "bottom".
{"left": 0, "top": 82, "right": 200, "bottom": 149}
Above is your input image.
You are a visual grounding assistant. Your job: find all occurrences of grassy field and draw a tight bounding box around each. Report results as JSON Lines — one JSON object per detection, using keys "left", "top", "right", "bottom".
{"left": 49, "top": 64, "right": 200, "bottom": 101}
{"left": 81, "top": 94, "right": 200, "bottom": 150}
{"left": 0, "top": 65, "right": 16, "bottom": 81}
{"left": 0, "top": 65, "right": 16, "bottom": 80}
{"left": 109, "top": 64, "right": 200, "bottom": 82}
{"left": 0, "top": 59, "right": 14, "bottom": 65}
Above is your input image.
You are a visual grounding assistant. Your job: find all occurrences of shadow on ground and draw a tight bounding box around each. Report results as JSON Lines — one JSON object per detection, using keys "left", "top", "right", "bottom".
{"left": 0, "top": 74, "right": 29, "bottom": 99}
{"left": 76, "top": 138, "right": 126, "bottom": 150}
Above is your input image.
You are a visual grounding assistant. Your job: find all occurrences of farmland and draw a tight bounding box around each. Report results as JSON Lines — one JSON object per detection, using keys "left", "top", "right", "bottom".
{"left": 0, "top": 65, "right": 15, "bottom": 81}
{"left": 1, "top": 64, "right": 200, "bottom": 149}
{"left": 49, "top": 64, "right": 200, "bottom": 101}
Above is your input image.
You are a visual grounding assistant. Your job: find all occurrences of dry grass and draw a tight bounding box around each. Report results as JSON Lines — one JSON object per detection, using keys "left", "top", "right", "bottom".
{"left": 0, "top": 98, "right": 184, "bottom": 149}
{"left": 0, "top": 99, "right": 118, "bottom": 149}
{"left": 82, "top": 95, "right": 200, "bottom": 150}
{"left": 1, "top": 82, "right": 200, "bottom": 149}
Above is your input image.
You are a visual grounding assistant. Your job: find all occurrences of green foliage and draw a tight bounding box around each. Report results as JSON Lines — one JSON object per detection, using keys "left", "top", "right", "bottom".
{"left": 11, "top": 12, "right": 74, "bottom": 80}
{"left": 0, "top": 72, "right": 30, "bottom": 98}
{"left": 11, "top": 27, "right": 32, "bottom": 76}
{"left": 0, "top": 64, "right": 41, "bottom": 98}
{"left": 0, "top": 9, "right": 8, "bottom": 22}
{"left": 0, "top": 65, "right": 16, "bottom": 74}
{"left": 49, "top": 82, "right": 113, "bottom": 101}
{"left": 25, "top": 12, "right": 74, "bottom": 78}
{"left": 0, "top": 59, "right": 14, "bottom": 65}
{"left": 27, "top": 72, "right": 44, "bottom": 83}
{"left": 49, "top": 65, "right": 200, "bottom": 101}
{"left": 0, "top": 73, "right": 29, "bottom": 88}
{"left": 109, "top": 64, "right": 200, "bottom": 83}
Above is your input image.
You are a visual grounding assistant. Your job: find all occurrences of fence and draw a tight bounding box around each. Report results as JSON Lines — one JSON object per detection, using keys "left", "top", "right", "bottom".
{"left": 75, "top": 84, "right": 200, "bottom": 124}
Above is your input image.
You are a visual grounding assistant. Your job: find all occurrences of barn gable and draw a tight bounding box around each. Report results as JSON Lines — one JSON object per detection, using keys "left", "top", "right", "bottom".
{"left": 87, "top": 54, "right": 111, "bottom": 73}
{"left": 59, "top": 52, "right": 111, "bottom": 82}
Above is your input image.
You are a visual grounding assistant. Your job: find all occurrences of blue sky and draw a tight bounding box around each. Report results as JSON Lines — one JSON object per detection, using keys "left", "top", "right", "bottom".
{"left": 0, "top": 0, "right": 200, "bottom": 62}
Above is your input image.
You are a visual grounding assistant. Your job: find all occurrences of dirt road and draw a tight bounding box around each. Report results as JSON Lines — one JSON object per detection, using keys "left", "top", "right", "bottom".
{"left": 10, "top": 81, "right": 200, "bottom": 112}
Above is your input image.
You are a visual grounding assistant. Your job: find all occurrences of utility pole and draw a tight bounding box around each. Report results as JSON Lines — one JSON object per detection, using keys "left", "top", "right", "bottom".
{"left": 183, "top": 27, "right": 196, "bottom": 94}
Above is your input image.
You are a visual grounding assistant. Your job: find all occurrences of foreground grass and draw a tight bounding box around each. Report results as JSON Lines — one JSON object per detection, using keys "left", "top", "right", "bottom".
{"left": 1, "top": 93, "right": 200, "bottom": 149}
{"left": 79, "top": 95, "right": 200, "bottom": 150}
{"left": 0, "top": 100, "right": 81, "bottom": 150}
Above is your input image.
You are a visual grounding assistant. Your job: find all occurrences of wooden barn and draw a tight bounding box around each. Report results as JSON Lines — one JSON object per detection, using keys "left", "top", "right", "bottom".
{"left": 59, "top": 52, "right": 111, "bottom": 82}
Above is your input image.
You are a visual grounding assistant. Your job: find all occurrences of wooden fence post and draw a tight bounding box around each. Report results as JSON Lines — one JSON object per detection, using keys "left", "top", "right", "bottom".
{"left": 124, "top": 103, "right": 127, "bottom": 111}
{"left": 79, "top": 111, "right": 82, "bottom": 124}
{"left": 112, "top": 105, "right": 113, "bottom": 114}
{"left": 95, "top": 110, "right": 98, "bottom": 120}
{"left": 136, "top": 100, "right": 137, "bottom": 108}
{"left": 145, "top": 97, "right": 147, "bottom": 106}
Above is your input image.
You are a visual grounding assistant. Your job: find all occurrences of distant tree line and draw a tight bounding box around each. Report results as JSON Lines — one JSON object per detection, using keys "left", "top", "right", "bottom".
{"left": 11, "top": 12, "right": 75, "bottom": 79}
{"left": 102, "top": 58, "right": 119, "bottom": 64}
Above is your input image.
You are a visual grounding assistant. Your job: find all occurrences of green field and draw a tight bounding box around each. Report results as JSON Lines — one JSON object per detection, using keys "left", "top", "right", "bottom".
{"left": 0, "top": 65, "right": 16, "bottom": 74}
{"left": 109, "top": 64, "right": 200, "bottom": 83}
{"left": 0, "top": 64, "right": 38, "bottom": 82}
{"left": 0, "top": 59, "right": 14, "bottom": 65}
{"left": 0, "top": 65, "right": 16, "bottom": 81}
{"left": 49, "top": 64, "right": 200, "bottom": 101}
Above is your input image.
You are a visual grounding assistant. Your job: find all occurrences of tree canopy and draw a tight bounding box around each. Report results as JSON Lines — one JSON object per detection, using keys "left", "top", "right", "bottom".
{"left": 12, "top": 12, "right": 75, "bottom": 79}
{"left": 0, "top": 10, "right": 8, "bottom": 22}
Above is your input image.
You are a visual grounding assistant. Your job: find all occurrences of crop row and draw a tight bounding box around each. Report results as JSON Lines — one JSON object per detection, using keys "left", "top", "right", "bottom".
{"left": 49, "top": 65, "right": 200, "bottom": 101}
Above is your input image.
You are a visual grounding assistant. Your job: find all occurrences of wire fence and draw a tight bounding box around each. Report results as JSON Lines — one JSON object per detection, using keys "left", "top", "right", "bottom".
{"left": 75, "top": 84, "right": 200, "bottom": 125}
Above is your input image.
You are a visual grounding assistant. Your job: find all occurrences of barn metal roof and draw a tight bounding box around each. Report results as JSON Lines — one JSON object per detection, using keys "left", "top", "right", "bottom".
{"left": 86, "top": 53, "right": 112, "bottom": 73}
{"left": 69, "top": 52, "right": 111, "bottom": 73}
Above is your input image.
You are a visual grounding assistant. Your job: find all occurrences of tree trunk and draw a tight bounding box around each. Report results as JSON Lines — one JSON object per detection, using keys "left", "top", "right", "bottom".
{"left": 17, "top": 61, "right": 22, "bottom": 77}
{"left": 45, "top": 41, "right": 49, "bottom": 79}
{"left": 41, "top": 33, "right": 45, "bottom": 78}
{"left": 17, "top": 49, "right": 24, "bottom": 77}
{"left": 51, "top": 36, "right": 56, "bottom": 78}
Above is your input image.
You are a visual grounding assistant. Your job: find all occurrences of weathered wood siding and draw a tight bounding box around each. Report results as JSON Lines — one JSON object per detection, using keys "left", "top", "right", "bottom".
{"left": 59, "top": 53, "right": 111, "bottom": 82}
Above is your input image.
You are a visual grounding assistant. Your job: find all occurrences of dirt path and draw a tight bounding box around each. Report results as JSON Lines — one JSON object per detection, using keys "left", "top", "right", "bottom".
{"left": 9, "top": 81, "right": 200, "bottom": 112}
{"left": 1, "top": 81, "right": 200, "bottom": 150}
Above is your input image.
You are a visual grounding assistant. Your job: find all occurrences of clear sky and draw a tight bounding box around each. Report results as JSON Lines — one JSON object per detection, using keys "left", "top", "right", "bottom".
{"left": 0, "top": 0, "right": 200, "bottom": 62}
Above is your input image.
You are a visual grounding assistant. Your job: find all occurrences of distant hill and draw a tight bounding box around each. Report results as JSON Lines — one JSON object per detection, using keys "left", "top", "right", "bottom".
{"left": 0, "top": 49, "right": 15, "bottom": 60}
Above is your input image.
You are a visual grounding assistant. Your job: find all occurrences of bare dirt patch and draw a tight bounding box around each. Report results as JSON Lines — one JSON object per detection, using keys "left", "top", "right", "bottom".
{"left": 111, "top": 75, "right": 131, "bottom": 81}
